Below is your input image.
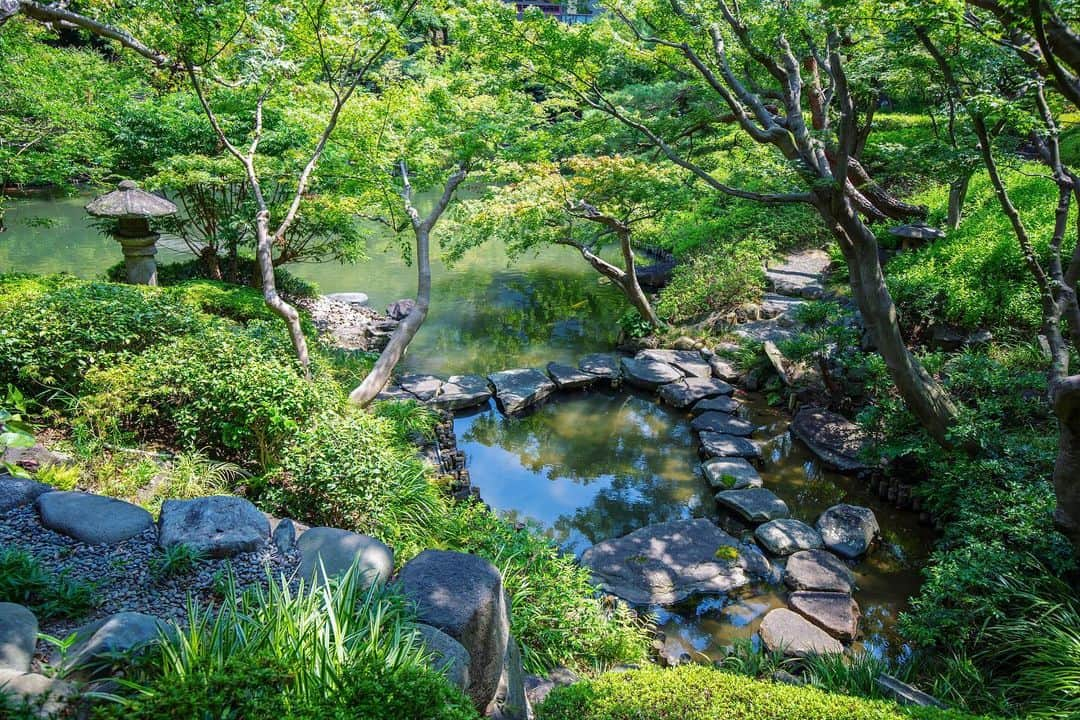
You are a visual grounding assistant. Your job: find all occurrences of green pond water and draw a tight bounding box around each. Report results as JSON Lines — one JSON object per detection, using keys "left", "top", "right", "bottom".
{"left": 3, "top": 192, "right": 930, "bottom": 662}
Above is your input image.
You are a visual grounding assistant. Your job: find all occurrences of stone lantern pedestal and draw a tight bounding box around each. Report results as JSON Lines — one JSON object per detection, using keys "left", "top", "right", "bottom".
{"left": 116, "top": 235, "right": 160, "bottom": 286}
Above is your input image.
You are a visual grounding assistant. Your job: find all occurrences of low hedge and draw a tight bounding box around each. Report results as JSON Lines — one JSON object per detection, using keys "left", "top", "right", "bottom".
{"left": 536, "top": 666, "right": 990, "bottom": 720}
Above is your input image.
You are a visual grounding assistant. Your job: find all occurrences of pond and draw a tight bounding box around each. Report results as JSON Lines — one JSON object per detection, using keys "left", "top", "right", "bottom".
{"left": 3, "top": 191, "right": 930, "bottom": 664}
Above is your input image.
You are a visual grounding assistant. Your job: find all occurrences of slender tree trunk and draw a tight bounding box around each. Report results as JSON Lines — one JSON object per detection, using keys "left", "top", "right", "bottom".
{"left": 255, "top": 211, "right": 310, "bottom": 376}
{"left": 616, "top": 229, "right": 661, "bottom": 327}
{"left": 947, "top": 172, "right": 972, "bottom": 230}
{"left": 1052, "top": 376, "right": 1080, "bottom": 554}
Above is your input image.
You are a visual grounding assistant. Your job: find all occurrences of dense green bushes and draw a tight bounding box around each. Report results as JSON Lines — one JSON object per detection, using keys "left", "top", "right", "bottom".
{"left": 536, "top": 665, "right": 987, "bottom": 720}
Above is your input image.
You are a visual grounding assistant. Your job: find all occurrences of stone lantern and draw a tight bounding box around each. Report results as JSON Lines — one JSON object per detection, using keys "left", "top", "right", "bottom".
{"left": 86, "top": 180, "right": 178, "bottom": 286}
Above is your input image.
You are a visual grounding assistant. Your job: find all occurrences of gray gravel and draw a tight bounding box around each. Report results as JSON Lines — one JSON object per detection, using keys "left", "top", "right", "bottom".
{"left": 0, "top": 505, "right": 300, "bottom": 665}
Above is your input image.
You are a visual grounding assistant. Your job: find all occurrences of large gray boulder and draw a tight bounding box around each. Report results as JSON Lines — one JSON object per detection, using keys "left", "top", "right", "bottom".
{"left": 716, "top": 488, "right": 789, "bottom": 523}
{"left": 691, "top": 396, "right": 740, "bottom": 416}
{"left": 816, "top": 504, "right": 880, "bottom": 559}
{"left": 620, "top": 356, "right": 682, "bottom": 390}
{"left": 691, "top": 412, "right": 755, "bottom": 437}
{"left": 578, "top": 353, "right": 621, "bottom": 382}
{"left": 788, "top": 591, "right": 861, "bottom": 641}
{"left": 63, "top": 612, "right": 167, "bottom": 679}
{"left": 657, "top": 377, "right": 734, "bottom": 408}
{"left": 698, "top": 432, "right": 761, "bottom": 460}
{"left": 637, "top": 349, "right": 712, "bottom": 378}
{"left": 702, "top": 457, "right": 762, "bottom": 490}
{"left": 489, "top": 369, "right": 557, "bottom": 415}
{"left": 416, "top": 623, "right": 471, "bottom": 693}
{"left": 432, "top": 375, "right": 492, "bottom": 411}
{"left": 784, "top": 550, "right": 855, "bottom": 593}
{"left": 297, "top": 527, "right": 393, "bottom": 587}
{"left": 546, "top": 362, "right": 599, "bottom": 390}
{"left": 759, "top": 608, "right": 843, "bottom": 656}
{"left": 580, "top": 518, "right": 771, "bottom": 606}
{"left": 790, "top": 407, "right": 870, "bottom": 473}
{"left": 0, "top": 603, "right": 37, "bottom": 672}
{"left": 386, "top": 298, "right": 416, "bottom": 320}
{"left": 36, "top": 491, "right": 152, "bottom": 545}
{"left": 398, "top": 374, "right": 445, "bottom": 402}
{"left": 754, "top": 519, "right": 823, "bottom": 556}
{"left": 0, "top": 475, "right": 52, "bottom": 513}
{"left": 158, "top": 496, "right": 268, "bottom": 558}
{"left": 0, "top": 670, "right": 74, "bottom": 718}
{"left": 396, "top": 550, "right": 511, "bottom": 711}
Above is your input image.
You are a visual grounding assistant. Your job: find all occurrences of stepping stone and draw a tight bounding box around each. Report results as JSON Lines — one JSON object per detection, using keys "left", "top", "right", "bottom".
{"left": 63, "top": 612, "right": 168, "bottom": 679}
{"left": 784, "top": 549, "right": 855, "bottom": 593}
{"left": 637, "top": 349, "right": 712, "bottom": 378}
{"left": 36, "top": 491, "right": 152, "bottom": 545}
{"left": 816, "top": 504, "right": 880, "bottom": 559}
{"left": 377, "top": 385, "right": 418, "bottom": 402}
{"left": 691, "top": 412, "right": 755, "bottom": 436}
{"left": 690, "top": 396, "right": 740, "bottom": 416}
{"left": 578, "top": 353, "right": 621, "bottom": 381}
{"left": 159, "top": 496, "right": 268, "bottom": 558}
{"left": 297, "top": 527, "right": 393, "bottom": 587}
{"left": 0, "top": 603, "right": 37, "bottom": 672}
{"left": 708, "top": 356, "right": 740, "bottom": 382}
{"left": 0, "top": 670, "right": 74, "bottom": 717}
{"left": 698, "top": 432, "right": 761, "bottom": 460}
{"left": 790, "top": 407, "right": 870, "bottom": 473}
{"left": 716, "top": 488, "right": 790, "bottom": 523}
{"left": 416, "top": 624, "right": 471, "bottom": 693}
{"left": 580, "top": 518, "right": 771, "bottom": 606}
{"left": 397, "top": 550, "right": 510, "bottom": 710}
{"left": 620, "top": 356, "right": 682, "bottom": 390}
{"left": 765, "top": 248, "right": 830, "bottom": 299}
{"left": 488, "top": 369, "right": 556, "bottom": 415}
{"left": 658, "top": 377, "right": 734, "bottom": 408}
{"left": 546, "top": 362, "right": 599, "bottom": 390}
{"left": 325, "top": 291, "right": 369, "bottom": 306}
{"left": 788, "top": 591, "right": 861, "bottom": 641}
{"left": 398, "top": 374, "right": 444, "bottom": 402}
{"left": 432, "top": 375, "right": 492, "bottom": 410}
{"left": 759, "top": 608, "right": 843, "bottom": 656}
{"left": 702, "top": 458, "right": 762, "bottom": 490}
{"left": 754, "top": 519, "right": 823, "bottom": 555}
{"left": 0, "top": 475, "right": 52, "bottom": 513}
{"left": 759, "top": 293, "right": 805, "bottom": 319}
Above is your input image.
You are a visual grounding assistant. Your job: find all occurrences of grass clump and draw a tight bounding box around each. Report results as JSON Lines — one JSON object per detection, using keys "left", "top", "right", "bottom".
{"left": 535, "top": 665, "right": 989, "bottom": 720}
{"left": 148, "top": 543, "right": 205, "bottom": 582}
{"left": 0, "top": 545, "right": 97, "bottom": 620}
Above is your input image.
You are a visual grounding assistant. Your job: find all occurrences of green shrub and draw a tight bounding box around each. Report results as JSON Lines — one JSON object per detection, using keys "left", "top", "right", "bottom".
{"left": 0, "top": 275, "right": 203, "bottom": 393}
{"left": 106, "top": 257, "right": 319, "bottom": 297}
{"left": 657, "top": 239, "right": 768, "bottom": 323}
{"left": 536, "top": 665, "right": 988, "bottom": 720}
{"left": 0, "top": 545, "right": 97, "bottom": 620}
{"left": 173, "top": 279, "right": 280, "bottom": 324}
{"left": 95, "top": 566, "right": 477, "bottom": 720}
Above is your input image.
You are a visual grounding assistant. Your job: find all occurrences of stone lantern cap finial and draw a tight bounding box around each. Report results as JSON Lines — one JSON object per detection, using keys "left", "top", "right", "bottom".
{"left": 86, "top": 180, "right": 178, "bottom": 219}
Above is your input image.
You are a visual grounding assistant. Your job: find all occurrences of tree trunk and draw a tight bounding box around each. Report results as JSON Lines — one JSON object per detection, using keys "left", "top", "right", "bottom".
{"left": 829, "top": 195, "right": 961, "bottom": 446}
{"left": 255, "top": 211, "right": 310, "bottom": 377}
{"left": 947, "top": 173, "right": 971, "bottom": 230}
{"left": 1052, "top": 376, "right": 1080, "bottom": 555}
{"left": 616, "top": 228, "right": 661, "bottom": 327}
{"left": 349, "top": 225, "right": 432, "bottom": 406}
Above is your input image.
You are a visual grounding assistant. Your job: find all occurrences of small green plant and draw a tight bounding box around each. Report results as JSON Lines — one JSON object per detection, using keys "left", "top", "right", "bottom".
{"left": 149, "top": 544, "right": 206, "bottom": 581}
{"left": 1, "top": 384, "right": 36, "bottom": 477}
{"left": 713, "top": 545, "right": 739, "bottom": 562}
{"left": 719, "top": 473, "right": 738, "bottom": 489}
{"left": 618, "top": 308, "right": 654, "bottom": 339}
{"left": 0, "top": 546, "right": 97, "bottom": 620}
{"left": 34, "top": 462, "right": 81, "bottom": 490}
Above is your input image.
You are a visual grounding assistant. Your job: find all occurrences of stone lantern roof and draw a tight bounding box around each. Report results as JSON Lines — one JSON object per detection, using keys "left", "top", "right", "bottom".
{"left": 887, "top": 223, "right": 945, "bottom": 241}
{"left": 86, "top": 180, "right": 178, "bottom": 219}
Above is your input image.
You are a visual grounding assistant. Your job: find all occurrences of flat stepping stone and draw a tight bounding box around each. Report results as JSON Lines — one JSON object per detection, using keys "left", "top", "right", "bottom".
{"left": 698, "top": 432, "right": 761, "bottom": 460}
{"left": 690, "top": 396, "right": 740, "bottom": 416}
{"left": 398, "top": 374, "right": 444, "bottom": 402}
{"left": 325, "top": 291, "right": 370, "bottom": 306}
{"left": 637, "top": 349, "right": 712, "bottom": 378}
{"left": 658, "top": 377, "right": 734, "bottom": 408}
{"left": 36, "top": 491, "right": 152, "bottom": 545}
{"left": 158, "top": 496, "right": 268, "bottom": 558}
{"left": 546, "top": 362, "right": 599, "bottom": 390}
{"left": 759, "top": 293, "right": 806, "bottom": 319}
{"left": 63, "top": 612, "right": 167, "bottom": 679}
{"left": 691, "top": 412, "right": 755, "bottom": 436}
{"left": 765, "top": 249, "right": 830, "bottom": 299}
{"left": 716, "top": 488, "right": 789, "bottom": 523}
{"left": 297, "top": 526, "right": 393, "bottom": 587}
{"left": 488, "top": 368, "right": 556, "bottom": 415}
{"left": 578, "top": 353, "right": 621, "bottom": 380}
{"left": 581, "top": 518, "right": 771, "bottom": 606}
{"left": 790, "top": 407, "right": 870, "bottom": 473}
{"left": 732, "top": 320, "right": 799, "bottom": 345}
{"left": 432, "top": 375, "right": 492, "bottom": 410}
{"left": 0, "top": 475, "right": 52, "bottom": 513}
{"left": 376, "top": 385, "right": 417, "bottom": 402}
{"left": 702, "top": 458, "right": 762, "bottom": 490}
{"left": 754, "top": 519, "right": 823, "bottom": 555}
{"left": 759, "top": 608, "right": 843, "bottom": 656}
{"left": 708, "top": 356, "right": 740, "bottom": 382}
{"left": 0, "top": 669, "right": 74, "bottom": 717}
{"left": 816, "top": 504, "right": 880, "bottom": 559}
{"left": 784, "top": 549, "right": 855, "bottom": 593}
{"left": 620, "top": 356, "right": 682, "bottom": 390}
{"left": 0, "top": 603, "right": 37, "bottom": 672}
{"left": 789, "top": 591, "right": 861, "bottom": 641}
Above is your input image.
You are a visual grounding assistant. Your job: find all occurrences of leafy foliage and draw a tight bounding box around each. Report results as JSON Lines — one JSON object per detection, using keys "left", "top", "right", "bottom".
{"left": 0, "top": 545, "right": 97, "bottom": 620}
